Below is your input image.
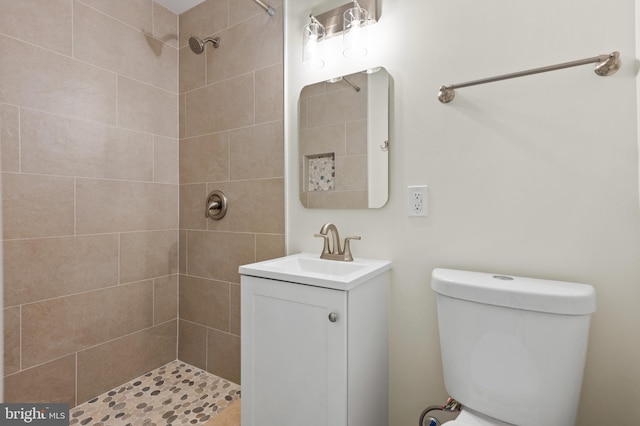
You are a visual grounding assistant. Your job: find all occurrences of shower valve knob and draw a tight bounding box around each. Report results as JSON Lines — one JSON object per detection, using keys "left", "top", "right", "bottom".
{"left": 205, "top": 190, "right": 227, "bottom": 220}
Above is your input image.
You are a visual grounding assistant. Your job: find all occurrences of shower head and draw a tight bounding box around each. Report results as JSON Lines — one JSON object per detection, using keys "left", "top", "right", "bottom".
{"left": 188, "top": 36, "right": 220, "bottom": 55}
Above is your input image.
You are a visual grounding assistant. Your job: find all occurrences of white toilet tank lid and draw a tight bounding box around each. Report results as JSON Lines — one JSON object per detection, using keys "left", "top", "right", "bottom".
{"left": 431, "top": 268, "right": 596, "bottom": 315}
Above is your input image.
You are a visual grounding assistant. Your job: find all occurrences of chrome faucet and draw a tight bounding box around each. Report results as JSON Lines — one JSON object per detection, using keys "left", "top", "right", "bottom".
{"left": 314, "top": 223, "right": 361, "bottom": 261}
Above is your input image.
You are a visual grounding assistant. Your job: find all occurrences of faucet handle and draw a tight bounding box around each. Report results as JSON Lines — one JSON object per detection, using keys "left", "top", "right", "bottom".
{"left": 314, "top": 233, "right": 331, "bottom": 256}
{"left": 342, "top": 236, "right": 361, "bottom": 262}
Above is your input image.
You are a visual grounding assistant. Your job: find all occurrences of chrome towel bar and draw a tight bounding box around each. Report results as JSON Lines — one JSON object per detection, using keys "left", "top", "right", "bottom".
{"left": 438, "top": 51, "right": 621, "bottom": 104}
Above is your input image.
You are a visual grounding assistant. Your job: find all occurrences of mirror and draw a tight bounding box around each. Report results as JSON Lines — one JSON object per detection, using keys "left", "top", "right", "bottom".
{"left": 298, "top": 67, "right": 389, "bottom": 209}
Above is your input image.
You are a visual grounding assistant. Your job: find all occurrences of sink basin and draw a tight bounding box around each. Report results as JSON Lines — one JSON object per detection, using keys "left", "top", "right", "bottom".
{"left": 239, "top": 253, "right": 391, "bottom": 290}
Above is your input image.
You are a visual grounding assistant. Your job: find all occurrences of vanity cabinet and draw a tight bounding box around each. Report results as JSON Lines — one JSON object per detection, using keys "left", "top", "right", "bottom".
{"left": 240, "top": 265, "right": 389, "bottom": 426}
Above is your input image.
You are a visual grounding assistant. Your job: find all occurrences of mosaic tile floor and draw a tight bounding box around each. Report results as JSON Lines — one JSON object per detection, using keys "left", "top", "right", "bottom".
{"left": 70, "top": 360, "right": 240, "bottom": 426}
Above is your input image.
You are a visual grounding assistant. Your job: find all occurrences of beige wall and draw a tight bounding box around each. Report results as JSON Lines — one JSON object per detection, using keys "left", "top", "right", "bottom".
{"left": 177, "top": 0, "right": 284, "bottom": 384}
{"left": 1, "top": 0, "right": 179, "bottom": 406}
{"left": 286, "top": 0, "right": 640, "bottom": 425}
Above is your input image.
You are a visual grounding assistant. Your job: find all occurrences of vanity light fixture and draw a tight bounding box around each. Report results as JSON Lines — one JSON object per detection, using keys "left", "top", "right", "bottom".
{"left": 342, "top": 1, "right": 369, "bottom": 57}
{"left": 303, "top": 14, "right": 325, "bottom": 68}
{"left": 302, "top": 0, "right": 376, "bottom": 67}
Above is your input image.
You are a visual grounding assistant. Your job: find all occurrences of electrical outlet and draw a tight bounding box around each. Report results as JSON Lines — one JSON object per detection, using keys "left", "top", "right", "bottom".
{"left": 408, "top": 185, "right": 428, "bottom": 217}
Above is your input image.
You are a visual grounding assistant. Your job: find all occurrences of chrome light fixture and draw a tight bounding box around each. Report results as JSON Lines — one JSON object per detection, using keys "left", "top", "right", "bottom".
{"left": 303, "top": 14, "right": 325, "bottom": 68}
{"left": 342, "top": 1, "right": 368, "bottom": 57}
{"left": 302, "top": 0, "right": 376, "bottom": 67}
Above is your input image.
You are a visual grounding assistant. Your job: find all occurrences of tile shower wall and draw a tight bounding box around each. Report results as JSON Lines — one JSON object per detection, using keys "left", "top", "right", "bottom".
{"left": 178, "top": 0, "right": 284, "bottom": 384}
{"left": 1, "top": 0, "right": 179, "bottom": 406}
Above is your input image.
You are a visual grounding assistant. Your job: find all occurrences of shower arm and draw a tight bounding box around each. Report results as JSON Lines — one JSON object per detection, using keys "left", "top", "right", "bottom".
{"left": 438, "top": 51, "right": 621, "bottom": 104}
{"left": 253, "top": 0, "right": 276, "bottom": 16}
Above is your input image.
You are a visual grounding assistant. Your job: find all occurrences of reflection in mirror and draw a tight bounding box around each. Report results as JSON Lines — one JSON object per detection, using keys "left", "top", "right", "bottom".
{"left": 299, "top": 67, "right": 389, "bottom": 209}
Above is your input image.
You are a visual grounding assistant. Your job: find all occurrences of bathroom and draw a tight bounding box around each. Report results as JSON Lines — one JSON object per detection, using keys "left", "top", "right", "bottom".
{"left": 1, "top": 0, "right": 639, "bottom": 425}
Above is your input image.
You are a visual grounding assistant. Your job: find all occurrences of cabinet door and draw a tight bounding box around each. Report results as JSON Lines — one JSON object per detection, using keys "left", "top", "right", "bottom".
{"left": 241, "top": 276, "right": 347, "bottom": 426}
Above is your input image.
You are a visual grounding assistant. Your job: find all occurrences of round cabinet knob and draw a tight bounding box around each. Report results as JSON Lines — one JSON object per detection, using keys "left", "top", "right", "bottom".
{"left": 328, "top": 312, "right": 338, "bottom": 322}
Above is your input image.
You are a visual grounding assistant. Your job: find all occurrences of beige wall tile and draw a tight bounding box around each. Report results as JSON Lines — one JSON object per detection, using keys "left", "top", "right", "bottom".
{"left": 180, "top": 184, "right": 207, "bottom": 230}
{"left": 179, "top": 133, "right": 229, "bottom": 183}
{"left": 3, "top": 355, "right": 76, "bottom": 406}
{"left": 74, "top": 2, "right": 177, "bottom": 93}
{"left": 152, "top": 2, "right": 178, "bottom": 48}
{"left": 3, "top": 306, "right": 21, "bottom": 375}
{"left": 205, "top": 11, "right": 283, "bottom": 85}
{"left": 185, "top": 73, "right": 254, "bottom": 137}
{"left": 255, "top": 233, "right": 285, "bottom": 261}
{"left": 179, "top": 93, "right": 186, "bottom": 139}
{"left": 180, "top": 46, "right": 206, "bottom": 93}
{"left": 179, "top": 275, "right": 229, "bottom": 331}
{"left": 300, "top": 81, "right": 326, "bottom": 99}
{"left": 206, "top": 329, "right": 240, "bottom": 384}
{"left": 299, "top": 123, "right": 346, "bottom": 157}
{"left": 229, "top": 121, "right": 283, "bottom": 180}
{"left": 77, "top": 0, "right": 153, "bottom": 33}
{"left": 299, "top": 95, "right": 308, "bottom": 130}
{"left": 3, "top": 234, "right": 119, "bottom": 307}
{"left": 178, "top": 0, "right": 228, "bottom": 49}
{"left": 22, "top": 281, "right": 153, "bottom": 368}
{"left": 120, "top": 230, "right": 178, "bottom": 283}
{"left": 154, "top": 135, "right": 179, "bottom": 184}
{"left": 76, "top": 178, "right": 178, "bottom": 234}
{"left": 117, "top": 76, "right": 177, "bottom": 138}
{"left": 307, "top": 85, "right": 367, "bottom": 129}
{"left": 178, "top": 319, "right": 207, "bottom": 370}
{"left": 229, "top": 283, "right": 240, "bottom": 336}
{"left": 229, "top": 0, "right": 282, "bottom": 26}
{"left": 2, "top": 173, "right": 75, "bottom": 240}
{"left": 186, "top": 231, "right": 255, "bottom": 283}
{"left": 0, "top": 0, "right": 72, "bottom": 55}
{"left": 335, "top": 155, "right": 367, "bottom": 191}
{"left": 255, "top": 63, "right": 284, "bottom": 124}
{"left": 77, "top": 320, "right": 176, "bottom": 404}
{"left": 346, "top": 119, "right": 367, "bottom": 155}
{"left": 154, "top": 275, "right": 178, "bottom": 324}
{"left": 205, "top": 179, "right": 284, "bottom": 234}
{"left": 20, "top": 108, "right": 153, "bottom": 181}
{"left": 179, "top": 229, "right": 187, "bottom": 274}
{"left": 1, "top": 104, "right": 19, "bottom": 172}
{"left": 0, "top": 35, "right": 116, "bottom": 125}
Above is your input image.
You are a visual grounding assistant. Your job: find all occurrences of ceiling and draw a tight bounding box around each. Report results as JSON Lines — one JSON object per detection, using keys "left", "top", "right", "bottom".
{"left": 154, "top": 0, "right": 205, "bottom": 15}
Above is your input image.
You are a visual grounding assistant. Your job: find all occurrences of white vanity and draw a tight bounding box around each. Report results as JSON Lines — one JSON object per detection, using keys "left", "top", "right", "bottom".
{"left": 239, "top": 253, "right": 391, "bottom": 426}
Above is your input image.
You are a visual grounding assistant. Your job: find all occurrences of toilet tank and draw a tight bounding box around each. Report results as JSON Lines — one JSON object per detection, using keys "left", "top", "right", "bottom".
{"left": 431, "top": 269, "right": 596, "bottom": 426}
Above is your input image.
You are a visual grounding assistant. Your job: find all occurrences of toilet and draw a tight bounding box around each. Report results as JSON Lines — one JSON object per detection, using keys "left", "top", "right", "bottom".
{"left": 431, "top": 269, "right": 596, "bottom": 426}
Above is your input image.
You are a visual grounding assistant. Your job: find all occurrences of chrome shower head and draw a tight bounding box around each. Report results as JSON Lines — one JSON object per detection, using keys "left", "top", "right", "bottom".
{"left": 188, "top": 36, "right": 220, "bottom": 55}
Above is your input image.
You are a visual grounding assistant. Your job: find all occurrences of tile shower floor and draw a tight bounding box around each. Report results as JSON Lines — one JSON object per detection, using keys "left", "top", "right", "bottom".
{"left": 69, "top": 360, "right": 240, "bottom": 426}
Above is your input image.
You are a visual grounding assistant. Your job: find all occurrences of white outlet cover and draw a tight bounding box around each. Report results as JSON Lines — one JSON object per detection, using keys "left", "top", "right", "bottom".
{"left": 407, "top": 185, "right": 428, "bottom": 217}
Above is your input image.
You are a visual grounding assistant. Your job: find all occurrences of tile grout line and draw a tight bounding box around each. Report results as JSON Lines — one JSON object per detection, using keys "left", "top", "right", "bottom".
{"left": 18, "top": 305, "right": 22, "bottom": 372}
{"left": 17, "top": 107, "right": 21, "bottom": 173}
{"left": 75, "top": 352, "right": 78, "bottom": 407}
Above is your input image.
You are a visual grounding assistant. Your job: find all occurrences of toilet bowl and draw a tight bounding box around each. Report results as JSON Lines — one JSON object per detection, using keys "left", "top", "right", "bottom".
{"left": 431, "top": 268, "right": 596, "bottom": 426}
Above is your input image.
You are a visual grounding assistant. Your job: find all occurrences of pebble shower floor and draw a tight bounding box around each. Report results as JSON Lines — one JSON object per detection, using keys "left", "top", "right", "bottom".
{"left": 69, "top": 360, "right": 240, "bottom": 425}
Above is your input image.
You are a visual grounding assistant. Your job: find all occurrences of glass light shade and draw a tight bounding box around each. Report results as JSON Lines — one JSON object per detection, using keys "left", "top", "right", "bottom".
{"left": 343, "top": 3, "right": 368, "bottom": 57}
{"left": 303, "top": 20, "right": 325, "bottom": 68}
